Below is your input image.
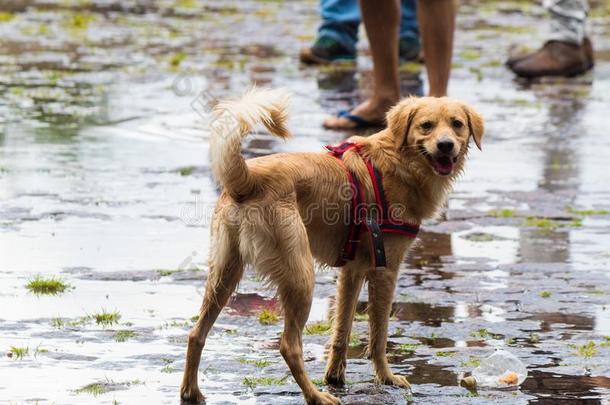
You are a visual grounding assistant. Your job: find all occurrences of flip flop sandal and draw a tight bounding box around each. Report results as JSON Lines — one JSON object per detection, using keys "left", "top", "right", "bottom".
{"left": 336, "top": 110, "right": 385, "bottom": 129}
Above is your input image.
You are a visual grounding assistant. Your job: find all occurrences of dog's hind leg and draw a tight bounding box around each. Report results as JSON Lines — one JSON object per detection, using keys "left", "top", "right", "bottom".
{"left": 265, "top": 208, "right": 340, "bottom": 405}
{"left": 367, "top": 267, "right": 410, "bottom": 388}
{"left": 180, "top": 225, "right": 244, "bottom": 403}
{"left": 324, "top": 266, "right": 366, "bottom": 386}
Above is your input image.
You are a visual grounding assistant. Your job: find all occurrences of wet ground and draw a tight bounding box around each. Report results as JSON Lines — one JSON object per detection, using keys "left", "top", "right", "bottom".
{"left": 1, "top": 0, "right": 610, "bottom": 404}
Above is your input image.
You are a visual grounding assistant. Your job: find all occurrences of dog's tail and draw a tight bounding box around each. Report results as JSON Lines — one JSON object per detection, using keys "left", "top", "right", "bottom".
{"left": 209, "top": 87, "right": 291, "bottom": 200}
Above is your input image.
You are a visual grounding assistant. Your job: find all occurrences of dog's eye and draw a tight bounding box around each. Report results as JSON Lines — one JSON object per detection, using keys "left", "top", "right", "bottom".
{"left": 420, "top": 121, "right": 434, "bottom": 131}
{"left": 452, "top": 119, "right": 464, "bottom": 129}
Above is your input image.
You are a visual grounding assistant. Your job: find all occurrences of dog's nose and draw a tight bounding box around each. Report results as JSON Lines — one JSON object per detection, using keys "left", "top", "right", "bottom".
{"left": 437, "top": 138, "right": 454, "bottom": 154}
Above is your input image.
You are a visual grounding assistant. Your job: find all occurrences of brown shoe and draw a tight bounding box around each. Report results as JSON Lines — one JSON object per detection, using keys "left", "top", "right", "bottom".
{"left": 509, "top": 40, "right": 591, "bottom": 78}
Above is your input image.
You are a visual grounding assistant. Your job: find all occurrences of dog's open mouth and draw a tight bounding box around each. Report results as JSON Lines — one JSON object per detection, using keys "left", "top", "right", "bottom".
{"left": 419, "top": 146, "right": 456, "bottom": 176}
{"left": 432, "top": 155, "right": 455, "bottom": 176}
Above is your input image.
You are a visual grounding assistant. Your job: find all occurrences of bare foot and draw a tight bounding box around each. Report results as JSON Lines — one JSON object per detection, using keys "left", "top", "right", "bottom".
{"left": 323, "top": 96, "right": 396, "bottom": 130}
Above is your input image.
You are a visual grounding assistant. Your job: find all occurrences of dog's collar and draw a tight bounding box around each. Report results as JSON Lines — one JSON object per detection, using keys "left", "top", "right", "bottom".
{"left": 325, "top": 142, "right": 420, "bottom": 270}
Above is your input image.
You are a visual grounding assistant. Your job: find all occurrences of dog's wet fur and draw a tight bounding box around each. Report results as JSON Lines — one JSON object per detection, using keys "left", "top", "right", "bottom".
{"left": 180, "top": 88, "right": 484, "bottom": 404}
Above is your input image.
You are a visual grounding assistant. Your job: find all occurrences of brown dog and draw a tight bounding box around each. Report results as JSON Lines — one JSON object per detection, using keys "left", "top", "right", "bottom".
{"left": 180, "top": 89, "right": 484, "bottom": 404}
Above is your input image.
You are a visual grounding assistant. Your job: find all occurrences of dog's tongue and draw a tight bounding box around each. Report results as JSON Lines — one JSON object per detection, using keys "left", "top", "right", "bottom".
{"left": 434, "top": 156, "right": 454, "bottom": 175}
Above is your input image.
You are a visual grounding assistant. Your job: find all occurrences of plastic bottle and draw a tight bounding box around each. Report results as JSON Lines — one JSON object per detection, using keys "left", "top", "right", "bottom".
{"left": 466, "top": 349, "right": 528, "bottom": 389}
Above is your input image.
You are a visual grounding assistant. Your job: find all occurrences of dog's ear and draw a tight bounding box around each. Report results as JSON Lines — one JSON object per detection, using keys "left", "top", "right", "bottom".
{"left": 386, "top": 97, "right": 419, "bottom": 149}
{"left": 462, "top": 105, "right": 484, "bottom": 151}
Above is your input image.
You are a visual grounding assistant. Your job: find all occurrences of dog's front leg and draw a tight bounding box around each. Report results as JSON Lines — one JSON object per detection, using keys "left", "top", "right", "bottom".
{"left": 367, "top": 267, "right": 411, "bottom": 388}
{"left": 324, "top": 266, "right": 366, "bottom": 386}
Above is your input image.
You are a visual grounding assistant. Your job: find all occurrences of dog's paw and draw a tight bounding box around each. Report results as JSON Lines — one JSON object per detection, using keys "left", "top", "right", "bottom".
{"left": 180, "top": 385, "right": 205, "bottom": 403}
{"left": 306, "top": 391, "right": 341, "bottom": 405}
{"left": 323, "top": 369, "right": 346, "bottom": 387}
{"left": 375, "top": 373, "right": 411, "bottom": 389}
{"left": 324, "top": 359, "right": 346, "bottom": 386}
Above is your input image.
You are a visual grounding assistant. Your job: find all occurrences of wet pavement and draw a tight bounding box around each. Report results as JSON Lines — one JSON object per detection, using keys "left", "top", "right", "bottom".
{"left": 1, "top": 0, "right": 610, "bottom": 404}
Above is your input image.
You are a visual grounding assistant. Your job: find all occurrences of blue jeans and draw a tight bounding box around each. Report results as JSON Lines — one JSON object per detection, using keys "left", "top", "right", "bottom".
{"left": 319, "top": 0, "right": 418, "bottom": 53}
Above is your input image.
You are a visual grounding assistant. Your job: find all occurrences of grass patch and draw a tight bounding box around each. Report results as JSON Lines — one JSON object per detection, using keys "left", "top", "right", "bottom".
{"left": 243, "top": 376, "right": 288, "bottom": 389}
{"left": 75, "top": 383, "right": 107, "bottom": 396}
{"left": 161, "top": 358, "right": 177, "bottom": 373}
{"left": 459, "top": 49, "right": 481, "bottom": 61}
{"left": 258, "top": 309, "right": 279, "bottom": 325}
{"left": 399, "top": 62, "right": 422, "bottom": 74}
{"left": 26, "top": 275, "right": 71, "bottom": 295}
{"left": 489, "top": 208, "right": 515, "bottom": 218}
{"left": 460, "top": 357, "right": 481, "bottom": 368}
{"left": 525, "top": 216, "right": 582, "bottom": 230}
{"left": 470, "top": 328, "right": 501, "bottom": 339}
{"left": 601, "top": 337, "right": 610, "bottom": 348}
{"left": 0, "top": 12, "right": 15, "bottom": 22}
{"left": 304, "top": 320, "right": 332, "bottom": 336}
{"left": 238, "top": 357, "right": 272, "bottom": 368}
{"left": 525, "top": 217, "right": 557, "bottom": 230}
{"left": 570, "top": 341, "right": 597, "bottom": 359}
{"left": 463, "top": 232, "right": 496, "bottom": 242}
{"left": 176, "top": 166, "right": 195, "bottom": 176}
{"left": 354, "top": 313, "right": 369, "bottom": 322}
{"left": 114, "top": 330, "right": 137, "bottom": 342}
{"left": 158, "top": 269, "right": 178, "bottom": 276}
{"left": 9, "top": 346, "right": 29, "bottom": 360}
{"left": 169, "top": 52, "right": 187, "bottom": 68}
{"left": 348, "top": 332, "right": 361, "bottom": 348}
{"left": 566, "top": 207, "right": 609, "bottom": 216}
{"left": 397, "top": 343, "right": 420, "bottom": 354}
{"left": 436, "top": 351, "right": 457, "bottom": 357}
{"left": 529, "top": 332, "right": 540, "bottom": 344}
{"left": 93, "top": 310, "right": 121, "bottom": 327}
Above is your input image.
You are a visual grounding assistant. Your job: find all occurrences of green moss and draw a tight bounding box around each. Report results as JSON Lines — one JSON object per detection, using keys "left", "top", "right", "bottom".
{"left": 114, "top": 330, "right": 137, "bottom": 342}
{"left": 348, "top": 332, "right": 361, "bottom": 348}
{"left": 353, "top": 313, "right": 369, "bottom": 322}
{"left": 459, "top": 357, "right": 481, "bottom": 367}
{"left": 65, "top": 13, "right": 95, "bottom": 30}
{"left": 75, "top": 383, "right": 107, "bottom": 396}
{"left": 9, "top": 346, "right": 29, "bottom": 360}
{"left": 0, "top": 12, "right": 15, "bottom": 22}
{"left": 567, "top": 207, "right": 609, "bottom": 216}
{"left": 469, "top": 328, "right": 501, "bottom": 339}
{"left": 570, "top": 341, "right": 597, "bottom": 359}
{"left": 489, "top": 208, "right": 515, "bottom": 218}
{"left": 258, "top": 309, "right": 279, "bottom": 325}
{"left": 529, "top": 332, "right": 540, "bottom": 344}
{"left": 397, "top": 343, "right": 420, "bottom": 354}
{"left": 399, "top": 62, "right": 423, "bottom": 74}
{"left": 459, "top": 49, "right": 481, "bottom": 61}
{"left": 238, "top": 358, "right": 272, "bottom": 368}
{"left": 26, "top": 275, "right": 71, "bottom": 295}
{"left": 436, "top": 351, "right": 457, "bottom": 357}
{"left": 539, "top": 291, "right": 552, "bottom": 298}
{"left": 177, "top": 166, "right": 195, "bottom": 176}
{"left": 242, "top": 376, "right": 287, "bottom": 389}
{"left": 525, "top": 217, "right": 558, "bottom": 230}
{"left": 463, "top": 232, "right": 496, "bottom": 242}
{"left": 601, "top": 336, "right": 610, "bottom": 348}
{"left": 169, "top": 52, "right": 187, "bottom": 68}
{"left": 304, "top": 320, "right": 332, "bottom": 336}
{"left": 93, "top": 310, "right": 121, "bottom": 327}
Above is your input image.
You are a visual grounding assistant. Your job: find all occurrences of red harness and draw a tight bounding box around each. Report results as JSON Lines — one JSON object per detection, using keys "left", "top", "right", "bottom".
{"left": 326, "top": 142, "right": 420, "bottom": 269}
